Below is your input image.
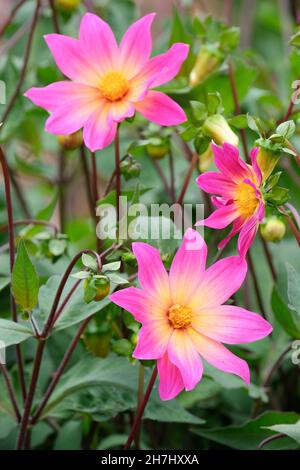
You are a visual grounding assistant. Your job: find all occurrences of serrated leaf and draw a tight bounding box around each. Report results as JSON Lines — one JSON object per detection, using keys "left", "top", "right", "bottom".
{"left": 11, "top": 240, "right": 39, "bottom": 311}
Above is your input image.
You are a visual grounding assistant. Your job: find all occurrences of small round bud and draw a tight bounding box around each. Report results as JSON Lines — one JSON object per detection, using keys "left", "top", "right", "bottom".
{"left": 121, "top": 252, "right": 137, "bottom": 267}
{"left": 93, "top": 276, "right": 110, "bottom": 301}
{"left": 146, "top": 143, "right": 169, "bottom": 160}
{"left": 57, "top": 130, "right": 82, "bottom": 150}
{"left": 202, "top": 114, "right": 239, "bottom": 146}
{"left": 257, "top": 147, "right": 280, "bottom": 181}
{"left": 260, "top": 217, "right": 286, "bottom": 242}
{"left": 55, "top": 0, "right": 81, "bottom": 11}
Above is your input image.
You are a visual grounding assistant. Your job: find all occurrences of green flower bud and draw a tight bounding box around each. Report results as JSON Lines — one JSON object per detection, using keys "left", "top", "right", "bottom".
{"left": 93, "top": 276, "right": 110, "bottom": 301}
{"left": 55, "top": 0, "right": 81, "bottom": 11}
{"left": 121, "top": 252, "right": 137, "bottom": 267}
{"left": 190, "top": 46, "right": 224, "bottom": 86}
{"left": 58, "top": 130, "right": 83, "bottom": 150}
{"left": 260, "top": 217, "right": 286, "bottom": 242}
{"left": 120, "top": 155, "right": 141, "bottom": 180}
{"left": 146, "top": 143, "right": 169, "bottom": 160}
{"left": 257, "top": 147, "right": 281, "bottom": 181}
{"left": 202, "top": 114, "right": 239, "bottom": 146}
{"left": 198, "top": 144, "right": 214, "bottom": 172}
{"left": 83, "top": 331, "right": 111, "bottom": 358}
{"left": 112, "top": 339, "right": 133, "bottom": 357}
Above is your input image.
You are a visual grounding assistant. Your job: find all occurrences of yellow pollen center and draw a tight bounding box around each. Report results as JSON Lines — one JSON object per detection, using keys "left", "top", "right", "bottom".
{"left": 234, "top": 182, "right": 259, "bottom": 219}
{"left": 99, "top": 72, "right": 129, "bottom": 101}
{"left": 168, "top": 304, "right": 193, "bottom": 329}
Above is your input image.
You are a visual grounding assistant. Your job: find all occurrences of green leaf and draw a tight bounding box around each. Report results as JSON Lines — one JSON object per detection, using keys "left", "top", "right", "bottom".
{"left": 0, "top": 319, "right": 34, "bottom": 347}
{"left": 40, "top": 356, "right": 203, "bottom": 425}
{"left": 35, "top": 192, "right": 58, "bottom": 221}
{"left": 81, "top": 253, "right": 98, "bottom": 273}
{"left": 265, "top": 186, "right": 290, "bottom": 205}
{"left": 276, "top": 120, "right": 296, "bottom": 139}
{"left": 190, "top": 101, "right": 207, "bottom": 122}
{"left": 192, "top": 411, "right": 299, "bottom": 450}
{"left": 207, "top": 92, "right": 223, "bottom": 115}
{"left": 0, "top": 412, "right": 17, "bottom": 439}
{"left": 263, "top": 420, "right": 300, "bottom": 444}
{"left": 11, "top": 240, "right": 39, "bottom": 311}
{"left": 287, "top": 263, "right": 300, "bottom": 315}
{"left": 219, "top": 26, "right": 240, "bottom": 52}
{"left": 228, "top": 114, "right": 248, "bottom": 129}
{"left": 247, "top": 114, "right": 264, "bottom": 136}
{"left": 102, "top": 261, "right": 121, "bottom": 273}
{"left": 271, "top": 287, "right": 300, "bottom": 338}
{"left": 54, "top": 420, "right": 82, "bottom": 450}
{"left": 289, "top": 30, "right": 300, "bottom": 48}
{"left": 48, "top": 239, "right": 67, "bottom": 257}
{"left": 0, "top": 276, "right": 10, "bottom": 292}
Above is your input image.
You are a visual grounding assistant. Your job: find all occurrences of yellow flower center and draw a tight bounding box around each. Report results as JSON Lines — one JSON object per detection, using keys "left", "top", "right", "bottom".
{"left": 234, "top": 182, "right": 259, "bottom": 219}
{"left": 99, "top": 72, "right": 129, "bottom": 101}
{"left": 168, "top": 304, "right": 193, "bottom": 329}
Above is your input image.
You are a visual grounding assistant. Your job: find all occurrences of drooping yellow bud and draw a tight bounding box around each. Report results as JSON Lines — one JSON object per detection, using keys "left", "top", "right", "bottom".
{"left": 203, "top": 114, "right": 239, "bottom": 146}
{"left": 189, "top": 47, "right": 224, "bottom": 86}
{"left": 257, "top": 147, "right": 281, "bottom": 181}
{"left": 260, "top": 217, "right": 286, "bottom": 242}
{"left": 57, "top": 130, "right": 83, "bottom": 150}
{"left": 55, "top": 0, "right": 81, "bottom": 11}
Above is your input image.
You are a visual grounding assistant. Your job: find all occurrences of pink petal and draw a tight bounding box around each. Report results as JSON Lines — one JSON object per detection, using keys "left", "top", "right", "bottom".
{"left": 157, "top": 353, "right": 184, "bottom": 400}
{"left": 217, "top": 216, "right": 244, "bottom": 250}
{"left": 82, "top": 104, "right": 117, "bottom": 151}
{"left": 79, "top": 13, "right": 118, "bottom": 75}
{"left": 133, "top": 321, "right": 172, "bottom": 360}
{"left": 44, "top": 34, "right": 101, "bottom": 86}
{"left": 137, "top": 43, "right": 189, "bottom": 88}
{"left": 109, "top": 287, "right": 167, "bottom": 323}
{"left": 212, "top": 142, "right": 250, "bottom": 182}
{"left": 189, "top": 256, "right": 247, "bottom": 309}
{"left": 188, "top": 328, "right": 250, "bottom": 384}
{"left": 132, "top": 242, "right": 170, "bottom": 305}
{"left": 119, "top": 13, "right": 155, "bottom": 79}
{"left": 195, "top": 203, "right": 239, "bottom": 229}
{"left": 24, "top": 82, "right": 99, "bottom": 112}
{"left": 196, "top": 172, "right": 237, "bottom": 198}
{"left": 250, "top": 147, "right": 262, "bottom": 185}
{"left": 192, "top": 305, "right": 273, "bottom": 344}
{"left": 135, "top": 91, "right": 186, "bottom": 126}
{"left": 169, "top": 228, "right": 207, "bottom": 305}
{"left": 168, "top": 329, "right": 203, "bottom": 391}
{"left": 237, "top": 202, "right": 264, "bottom": 258}
{"left": 108, "top": 100, "right": 135, "bottom": 122}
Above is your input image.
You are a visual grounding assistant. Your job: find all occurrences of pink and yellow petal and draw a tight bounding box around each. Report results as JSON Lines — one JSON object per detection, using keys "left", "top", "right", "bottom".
{"left": 109, "top": 286, "right": 167, "bottom": 324}
{"left": 212, "top": 142, "right": 250, "bottom": 183}
{"left": 167, "top": 329, "right": 203, "bottom": 391}
{"left": 133, "top": 321, "right": 172, "bottom": 360}
{"left": 157, "top": 353, "right": 184, "bottom": 400}
{"left": 82, "top": 103, "right": 117, "bottom": 151}
{"left": 108, "top": 100, "right": 135, "bottom": 122}
{"left": 169, "top": 228, "right": 207, "bottom": 305}
{"left": 132, "top": 242, "right": 171, "bottom": 305}
{"left": 188, "top": 328, "right": 250, "bottom": 384}
{"left": 135, "top": 91, "right": 186, "bottom": 126}
{"left": 189, "top": 256, "right": 247, "bottom": 309}
{"left": 119, "top": 13, "right": 155, "bottom": 79}
{"left": 79, "top": 13, "right": 118, "bottom": 75}
{"left": 196, "top": 172, "right": 237, "bottom": 198}
{"left": 192, "top": 305, "right": 272, "bottom": 344}
{"left": 195, "top": 203, "right": 239, "bottom": 229}
{"left": 44, "top": 34, "right": 101, "bottom": 86}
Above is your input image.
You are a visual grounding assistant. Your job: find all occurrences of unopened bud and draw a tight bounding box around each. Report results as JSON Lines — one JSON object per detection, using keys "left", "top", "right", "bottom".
{"left": 260, "top": 217, "right": 286, "bottom": 242}
{"left": 257, "top": 147, "right": 280, "bottom": 181}
{"left": 121, "top": 252, "right": 137, "bottom": 267}
{"left": 58, "top": 130, "right": 82, "bottom": 150}
{"left": 55, "top": 0, "right": 81, "bottom": 11}
{"left": 146, "top": 142, "right": 169, "bottom": 160}
{"left": 202, "top": 114, "right": 239, "bottom": 146}
{"left": 198, "top": 144, "right": 214, "bottom": 172}
{"left": 93, "top": 276, "right": 110, "bottom": 301}
{"left": 190, "top": 46, "right": 224, "bottom": 86}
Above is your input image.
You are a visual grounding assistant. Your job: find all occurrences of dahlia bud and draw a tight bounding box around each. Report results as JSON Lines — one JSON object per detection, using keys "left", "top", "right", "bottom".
{"left": 257, "top": 147, "right": 281, "bottom": 181}
{"left": 57, "top": 130, "right": 83, "bottom": 150}
{"left": 202, "top": 114, "right": 239, "bottom": 146}
{"left": 198, "top": 144, "right": 213, "bottom": 172}
{"left": 260, "top": 217, "right": 286, "bottom": 242}
{"left": 93, "top": 276, "right": 110, "bottom": 301}
{"left": 189, "top": 46, "right": 224, "bottom": 86}
{"left": 55, "top": 0, "right": 81, "bottom": 11}
{"left": 146, "top": 141, "right": 169, "bottom": 160}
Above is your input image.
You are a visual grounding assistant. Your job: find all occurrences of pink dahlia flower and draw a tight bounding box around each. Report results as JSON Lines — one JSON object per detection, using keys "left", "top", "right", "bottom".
{"left": 110, "top": 228, "right": 272, "bottom": 400}
{"left": 196, "top": 142, "right": 265, "bottom": 258}
{"left": 24, "top": 13, "right": 189, "bottom": 151}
